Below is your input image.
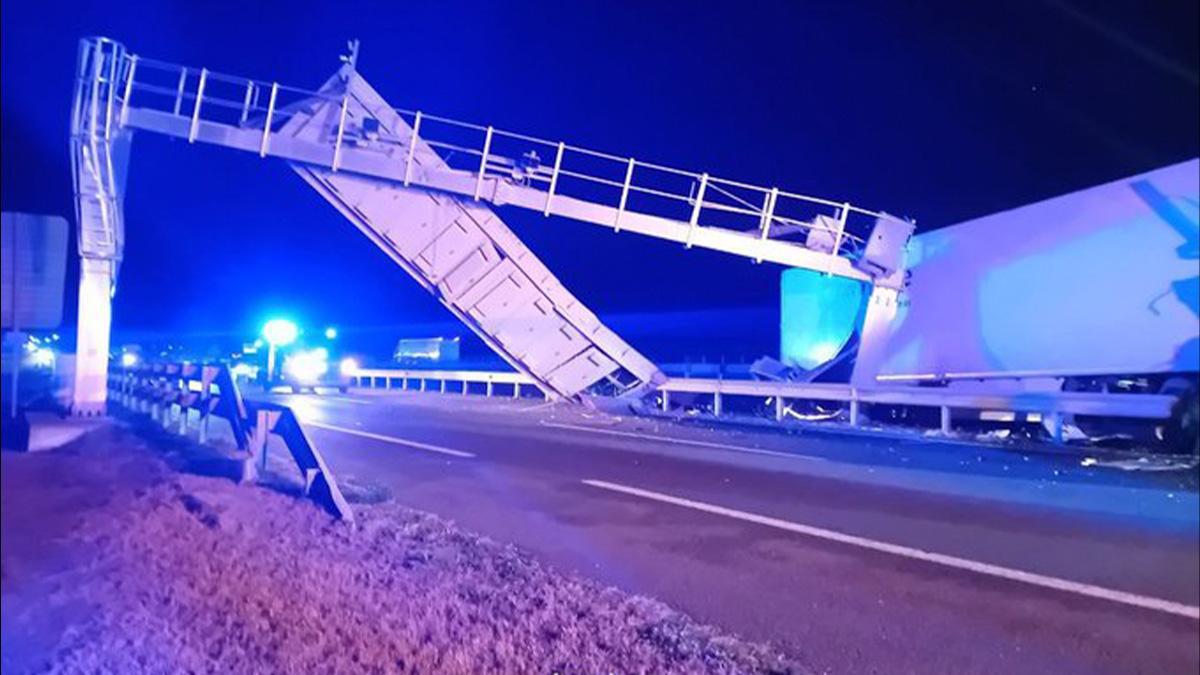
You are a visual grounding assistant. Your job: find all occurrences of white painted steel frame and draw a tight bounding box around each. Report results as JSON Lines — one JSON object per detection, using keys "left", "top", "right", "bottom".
{"left": 113, "top": 51, "right": 911, "bottom": 287}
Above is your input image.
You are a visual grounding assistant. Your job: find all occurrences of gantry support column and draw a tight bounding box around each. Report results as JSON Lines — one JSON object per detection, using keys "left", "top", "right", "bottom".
{"left": 70, "top": 37, "right": 133, "bottom": 415}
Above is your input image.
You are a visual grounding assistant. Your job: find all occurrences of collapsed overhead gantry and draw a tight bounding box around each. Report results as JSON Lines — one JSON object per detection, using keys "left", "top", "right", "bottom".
{"left": 69, "top": 37, "right": 914, "bottom": 414}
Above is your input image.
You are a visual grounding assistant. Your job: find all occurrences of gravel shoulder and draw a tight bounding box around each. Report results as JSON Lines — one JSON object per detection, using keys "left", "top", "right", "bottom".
{"left": 1, "top": 422, "right": 803, "bottom": 674}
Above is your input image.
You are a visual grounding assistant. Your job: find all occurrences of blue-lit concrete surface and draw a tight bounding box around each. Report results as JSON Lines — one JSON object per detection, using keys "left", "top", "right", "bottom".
{"left": 250, "top": 389, "right": 1198, "bottom": 674}
{"left": 779, "top": 268, "right": 865, "bottom": 370}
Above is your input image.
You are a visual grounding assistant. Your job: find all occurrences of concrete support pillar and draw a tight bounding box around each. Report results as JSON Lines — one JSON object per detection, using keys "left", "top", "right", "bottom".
{"left": 72, "top": 258, "right": 115, "bottom": 416}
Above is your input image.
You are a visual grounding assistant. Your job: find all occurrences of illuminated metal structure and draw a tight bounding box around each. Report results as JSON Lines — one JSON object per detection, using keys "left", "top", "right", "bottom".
{"left": 70, "top": 38, "right": 913, "bottom": 410}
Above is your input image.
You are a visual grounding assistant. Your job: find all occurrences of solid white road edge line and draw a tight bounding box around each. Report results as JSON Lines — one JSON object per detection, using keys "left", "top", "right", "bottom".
{"left": 542, "top": 421, "right": 824, "bottom": 461}
{"left": 581, "top": 478, "right": 1200, "bottom": 620}
{"left": 304, "top": 421, "right": 476, "bottom": 458}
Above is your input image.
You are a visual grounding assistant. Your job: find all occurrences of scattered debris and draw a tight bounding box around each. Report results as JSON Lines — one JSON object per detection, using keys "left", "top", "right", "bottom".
{"left": 1080, "top": 455, "right": 1200, "bottom": 473}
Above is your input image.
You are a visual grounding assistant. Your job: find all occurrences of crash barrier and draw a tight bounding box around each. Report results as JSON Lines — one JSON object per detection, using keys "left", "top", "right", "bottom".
{"left": 350, "top": 368, "right": 542, "bottom": 399}
{"left": 351, "top": 367, "right": 1177, "bottom": 442}
{"left": 658, "top": 378, "right": 1178, "bottom": 442}
{"left": 109, "top": 363, "right": 353, "bottom": 521}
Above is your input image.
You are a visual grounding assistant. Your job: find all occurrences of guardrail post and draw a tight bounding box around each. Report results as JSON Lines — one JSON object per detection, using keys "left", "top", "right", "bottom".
{"left": 254, "top": 410, "right": 273, "bottom": 474}
{"left": 173, "top": 67, "right": 188, "bottom": 116}
{"left": 833, "top": 202, "right": 850, "bottom": 258}
{"left": 188, "top": 68, "right": 207, "bottom": 143}
{"left": 849, "top": 397, "right": 860, "bottom": 427}
{"left": 513, "top": 383, "right": 521, "bottom": 399}
{"left": 419, "top": 378, "right": 426, "bottom": 393}
{"left": 615, "top": 157, "right": 635, "bottom": 232}
{"left": 755, "top": 188, "right": 779, "bottom": 263}
{"left": 685, "top": 173, "right": 709, "bottom": 248}
{"left": 940, "top": 406, "right": 952, "bottom": 434}
{"left": 385, "top": 376, "right": 392, "bottom": 390}
{"left": 239, "top": 81, "right": 254, "bottom": 126}
{"left": 486, "top": 380, "right": 494, "bottom": 397}
{"left": 661, "top": 390, "right": 669, "bottom": 412}
{"left": 713, "top": 390, "right": 722, "bottom": 417}
{"left": 119, "top": 55, "right": 137, "bottom": 128}
{"left": 259, "top": 82, "right": 278, "bottom": 157}
{"left": 774, "top": 395, "right": 785, "bottom": 422}
{"left": 475, "top": 125, "right": 494, "bottom": 200}
{"left": 404, "top": 111, "right": 421, "bottom": 186}
{"left": 332, "top": 93, "right": 350, "bottom": 170}
{"left": 1046, "top": 412, "right": 1064, "bottom": 444}
{"left": 544, "top": 142, "right": 565, "bottom": 215}
{"left": 440, "top": 379, "right": 447, "bottom": 394}
{"left": 462, "top": 380, "right": 469, "bottom": 396}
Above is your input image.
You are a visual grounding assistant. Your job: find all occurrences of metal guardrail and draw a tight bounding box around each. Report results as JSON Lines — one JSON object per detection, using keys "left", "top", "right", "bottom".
{"left": 349, "top": 368, "right": 1177, "bottom": 441}
{"left": 110, "top": 362, "right": 249, "bottom": 445}
{"left": 659, "top": 377, "right": 1177, "bottom": 441}
{"left": 350, "top": 368, "right": 541, "bottom": 399}
{"left": 110, "top": 363, "right": 353, "bottom": 521}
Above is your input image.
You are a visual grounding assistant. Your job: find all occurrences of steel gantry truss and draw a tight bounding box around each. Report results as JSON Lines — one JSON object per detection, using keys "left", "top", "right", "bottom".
{"left": 69, "top": 37, "right": 914, "bottom": 411}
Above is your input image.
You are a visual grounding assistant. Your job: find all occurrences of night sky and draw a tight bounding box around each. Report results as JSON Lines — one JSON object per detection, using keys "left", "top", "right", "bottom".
{"left": 2, "top": 1, "right": 1197, "bottom": 361}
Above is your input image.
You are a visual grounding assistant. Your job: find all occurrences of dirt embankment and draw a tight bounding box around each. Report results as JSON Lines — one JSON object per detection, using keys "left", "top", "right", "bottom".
{"left": 2, "top": 424, "right": 803, "bottom": 674}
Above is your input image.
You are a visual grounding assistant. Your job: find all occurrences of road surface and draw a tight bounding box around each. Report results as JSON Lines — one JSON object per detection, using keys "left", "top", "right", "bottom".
{"left": 257, "top": 389, "right": 1198, "bottom": 674}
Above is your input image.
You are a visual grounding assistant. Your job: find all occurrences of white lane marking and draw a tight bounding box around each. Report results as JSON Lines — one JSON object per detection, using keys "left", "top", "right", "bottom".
{"left": 542, "top": 422, "right": 824, "bottom": 461}
{"left": 319, "top": 396, "right": 371, "bottom": 405}
{"left": 582, "top": 479, "right": 1200, "bottom": 620}
{"left": 304, "top": 421, "right": 476, "bottom": 458}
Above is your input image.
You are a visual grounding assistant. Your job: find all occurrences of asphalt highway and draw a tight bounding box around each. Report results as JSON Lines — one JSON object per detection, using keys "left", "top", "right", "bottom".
{"left": 261, "top": 389, "right": 1199, "bottom": 674}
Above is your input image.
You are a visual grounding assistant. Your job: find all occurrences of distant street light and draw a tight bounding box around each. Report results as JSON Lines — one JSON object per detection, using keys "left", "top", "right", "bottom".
{"left": 262, "top": 318, "right": 299, "bottom": 383}
{"left": 324, "top": 326, "right": 338, "bottom": 340}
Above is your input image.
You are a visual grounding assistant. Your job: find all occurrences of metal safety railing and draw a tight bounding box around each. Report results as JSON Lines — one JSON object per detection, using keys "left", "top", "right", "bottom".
{"left": 345, "top": 367, "right": 1178, "bottom": 442}
{"left": 350, "top": 367, "right": 540, "bottom": 399}
{"left": 109, "top": 362, "right": 353, "bottom": 521}
{"left": 657, "top": 377, "right": 1178, "bottom": 442}
{"left": 103, "top": 47, "right": 906, "bottom": 264}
